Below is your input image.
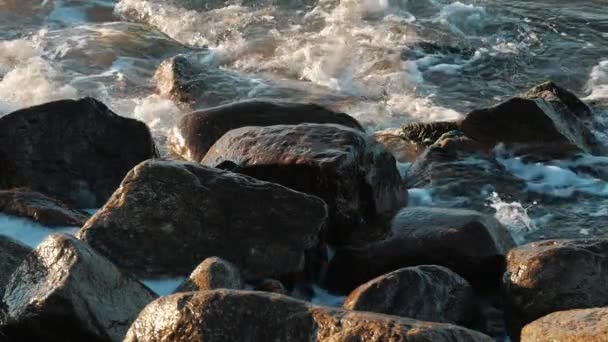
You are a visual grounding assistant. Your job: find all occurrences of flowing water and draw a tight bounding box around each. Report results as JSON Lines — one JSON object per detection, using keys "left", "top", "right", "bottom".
{"left": 0, "top": 0, "right": 608, "bottom": 274}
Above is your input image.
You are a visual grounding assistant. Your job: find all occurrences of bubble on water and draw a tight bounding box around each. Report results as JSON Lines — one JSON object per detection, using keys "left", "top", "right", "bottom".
{"left": 487, "top": 192, "right": 537, "bottom": 244}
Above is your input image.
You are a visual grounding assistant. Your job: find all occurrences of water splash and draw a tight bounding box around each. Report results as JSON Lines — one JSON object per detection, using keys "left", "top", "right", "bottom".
{"left": 487, "top": 192, "right": 536, "bottom": 244}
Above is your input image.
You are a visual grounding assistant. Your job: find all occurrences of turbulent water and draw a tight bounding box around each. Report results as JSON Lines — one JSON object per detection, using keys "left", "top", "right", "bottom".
{"left": 0, "top": 1, "right": 607, "bottom": 246}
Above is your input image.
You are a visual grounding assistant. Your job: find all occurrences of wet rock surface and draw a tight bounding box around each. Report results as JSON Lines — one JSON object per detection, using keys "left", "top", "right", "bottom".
{"left": 175, "top": 257, "right": 243, "bottom": 292}
{"left": 203, "top": 123, "right": 407, "bottom": 245}
{"left": 343, "top": 265, "right": 475, "bottom": 325}
{"left": 0, "top": 188, "right": 89, "bottom": 227}
{"left": 124, "top": 289, "right": 493, "bottom": 342}
{"left": 326, "top": 207, "right": 515, "bottom": 293}
{"left": 0, "top": 236, "right": 31, "bottom": 297}
{"left": 503, "top": 239, "right": 608, "bottom": 340}
{"left": 0, "top": 98, "right": 157, "bottom": 208}
{"left": 78, "top": 160, "right": 328, "bottom": 279}
{"left": 169, "top": 99, "right": 363, "bottom": 161}
{"left": 521, "top": 307, "right": 608, "bottom": 342}
{"left": 1, "top": 234, "right": 156, "bottom": 342}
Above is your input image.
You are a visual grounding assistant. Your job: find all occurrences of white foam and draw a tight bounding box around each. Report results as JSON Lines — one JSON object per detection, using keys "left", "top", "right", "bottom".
{"left": 0, "top": 214, "right": 79, "bottom": 248}
{"left": 310, "top": 285, "right": 345, "bottom": 307}
{"left": 142, "top": 277, "right": 186, "bottom": 296}
{"left": 585, "top": 59, "right": 608, "bottom": 100}
{"left": 436, "top": 2, "right": 488, "bottom": 37}
{"left": 407, "top": 188, "right": 434, "bottom": 206}
{"left": 487, "top": 192, "right": 536, "bottom": 244}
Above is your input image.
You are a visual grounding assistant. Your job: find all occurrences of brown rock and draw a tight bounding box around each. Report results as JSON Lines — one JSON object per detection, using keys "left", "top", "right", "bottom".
{"left": 202, "top": 123, "right": 407, "bottom": 245}
{"left": 0, "top": 98, "right": 157, "bottom": 207}
{"left": 1, "top": 234, "right": 156, "bottom": 342}
{"left": 0, "top": 236, "right": 31, "bottom": 297}
{"left": 124, "top": 289, "right": 493, "bottom": 342}
{"left": 521, "top": 307, "right": 608, "bottom": 342}
{"left": 326, "top": 207, "right": 515, "bottom": 293}
{"left": 503, "top": 239, "right": 608, "bottom": 340}
{"left": 0, "top": 188, "right": 89, "bottom": 227}
{"left": 78, "top": 160, "right": 328, "bottom": 279}
{"left": 373, "top": 128, "right": 423, "bottom": 163}
{"left": 169, "top": 99, "right": 363, "bottom": 162}
{"left": 175, "top": 257, "right": 242, "bottom": 292}
{"left": 343, "top": 265, "right": 475, "bottom": 325}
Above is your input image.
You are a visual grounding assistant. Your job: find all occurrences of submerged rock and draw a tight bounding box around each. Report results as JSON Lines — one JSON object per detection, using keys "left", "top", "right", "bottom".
{"left": 343, "top": 265, "right": 475, "bottom": 325}
{"left": 1, "top": 234, "right": 156, "bottom": 342}
{"left": 406, "top": 132, "right": 526, "bottom": 210}
{"left": 461, "top": 82, "right": 602, "bottom": 156}
{"left": 326, "top": 207, "right": 515, "bottom": 293}
{"left": 124, "top": 290, "right": 493, "bottom": 342}
{"left": 503, "top": 239, "right": 608, "bottom": 341}
{"left": 521, "top": 307, "right": 608, "bottom": 342}
{"left": 0, "top": 236, "right": 31, "bottom": 297}
{"left": 175, "top": 257, "right": 242, "bottom": 292}
{"left": 0, "top": 98, "right": 157, "bottom": 208}
{"left": 0, "top": 188, "right": 89, "bottom": 227}
{"left": 78, "top": 160, "right": 328, "bottom": 279}
{"left": 202, "top": 123, "right": 407, "bottom": 245}
{"left": 169, "top": 99, "right": 363, "bottom": 161}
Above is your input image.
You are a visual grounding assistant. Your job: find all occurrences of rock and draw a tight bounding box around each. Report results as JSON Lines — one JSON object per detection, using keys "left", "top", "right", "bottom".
{"left": 406, "top": 131, "right": 526, "bottom": 210}
{"left": 202, "top": 123, "right": 407, "bottom": 245}
{"left": 0, "top": 98, "right": 157, "bottom": 208}
{"left": 521, "top": 307, "right": 608, "bottom": 342}
{"left": 461, "top": 82, "right": 602, "bottom": 156}
{"left": 1, "top": 234, "right": 156, "bottom": 342}
{"left": 373, "top": 129, "right": 423, "bottom": 163}
{"left": 401, "top": 121, "right": 461, "bottom": 146}
{"left": 169, "top": 98, "right": 363, "bottom": 162}
{"left": 0, "top": 236, "right": 31, "bottom": 297}
{"left": 252, "top": 278, "right": 287, "bottom": 295}
{"left": 343, "top": 265, "right": 475, "bottom": 325}
{"left": 175, "top": 257, "right": 242, "bottom": 292}
{"left": 0, "top": 188, "right": 89, "bottom": 227}
{"left": 325, "top": 207, "right": 515, "bottom": 293}
{"left": 78, "top": 160, "right": 328, "bottom": 279}
{"left": 124, "top": 289, "right": 493, "bottom": 342}
{"left": 503, "top": 239, "right": 608, "bottom": 340}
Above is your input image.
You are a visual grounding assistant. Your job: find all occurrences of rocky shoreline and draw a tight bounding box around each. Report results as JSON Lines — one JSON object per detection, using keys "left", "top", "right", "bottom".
{"left": 0, "top": 79, "right": 607, "bottom": 341}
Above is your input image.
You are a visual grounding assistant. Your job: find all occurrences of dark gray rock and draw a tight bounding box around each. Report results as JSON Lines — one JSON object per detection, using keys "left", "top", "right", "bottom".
{"left": 78, "top": 160, "right": 328, "bottom": 279}
{"left": 503, "top": 239, "right": 608, "bottom": 341}
{"left": 202, "top": 123, "right": 407, "bottom": 245}
{"left": 124, "top": 290, "right": 493, "bottom": 342}
{"left": 343, "top": 265, "right": 475, "bottom": 325}
{"left": 0, "top": 188, "right": 89, "bottom": 227}
{"left": 326, "top": 207, "right": 515, "bottom": 293}
{"left": 169, "top": 98, "right": 363, "bottom": 162}
{"left": 0, "top": 236, "right": 31, "bottom": 297}
{"left": 0, "top": 98, "right": 157, "bottom": 207}
{"left": 175, "top": 257, "right": 242, "bottom": 292}
{"left": 1, "top": 234, "right": 156, "bottom": 342}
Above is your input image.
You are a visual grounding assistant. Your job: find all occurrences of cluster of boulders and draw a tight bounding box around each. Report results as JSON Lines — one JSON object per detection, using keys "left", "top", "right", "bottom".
{"left": 0, "top": 79, "right": 606, "bottom": 341}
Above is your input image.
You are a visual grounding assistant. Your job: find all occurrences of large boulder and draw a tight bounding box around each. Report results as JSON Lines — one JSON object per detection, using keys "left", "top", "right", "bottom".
{"left": 175, "top": 257, "right": 242, "bottom": 292}
{"left": 461, "top": 82, "right": 602, "bottom": 156}
{"left": 0, "top": 98, "right": 157, "bottom": 208}
{"left": 1, "top": 234, "right": 156, "bottom": 342}
{"left": 343, "top": 265, "right": 475, "bottom": 325}
{"left": 169, "top": 99, "right": 363, "bottom": 161}
{"left": 124, "top": 290, "right": 493, "bottom": 342}
{"left": 326, "top": 207, "right": 515, "bottom": 293}
{"left": 503, "top": 239, "right": 608, "bottom": 340}
{"left": 521, "top": 307, "right": 608, "bottom": 342}
{"left": 78, "top": 160, "right": 328, "bottom": 279}
{"left": 202, "top": 123, "right": 407, "bottom": 245}
{"left": 0, "top": 188, "right": 89, "bottom": 227}
{"left": 0, "top": 236, "right": 31, "bottom": 297}
{"left": 406, "top": 131, "right": 526, "bottom": 211}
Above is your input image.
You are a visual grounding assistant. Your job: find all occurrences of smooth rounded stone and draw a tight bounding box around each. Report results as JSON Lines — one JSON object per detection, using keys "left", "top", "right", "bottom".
{"left": 0, "top": 188, "right": 89, "bottom": 227}
{"left": 521, "top": 307, "right": 608, "bottom": 342}
{"left": 78, "top": 160, "right": 328, "bottom": 279}
{"left": 124, "top": 289, "right": 493, "bottom": 342}
{"left": 343, "top": 265, "right": 475, "bottom": 325}
{"left": 325, "top": 207, "right": 515, "bottom": 293}
{"left": 461, "top": 82, "right": 602, "bottom": 156}
{"left": 175, "top": 257, "right": 242, "bottom": 292}
{"left": 1, "top": 234, "right": 156, "bottom": 342}
{"left": 169, "top": 98, "right": 363, "bottom": 162}
{"left": 252, "top": 278, "right": 287, "bottom": 294}
{"left": 406, "top": 131, "right": 526, "bottom": 211}
{"left": 202, "top": 123, "right": 407, "bottom": 245}
{"left": 0, "top": 98, "right": 157, "bottom": 208}
{"left": 503, "top": 239, "right": 608, "bottom": 341}
{"left": 0, "top": 236, "right": 31, "bottom": 297}
{"left": 373, "top": 128, "right": 423, "bottom": 163}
